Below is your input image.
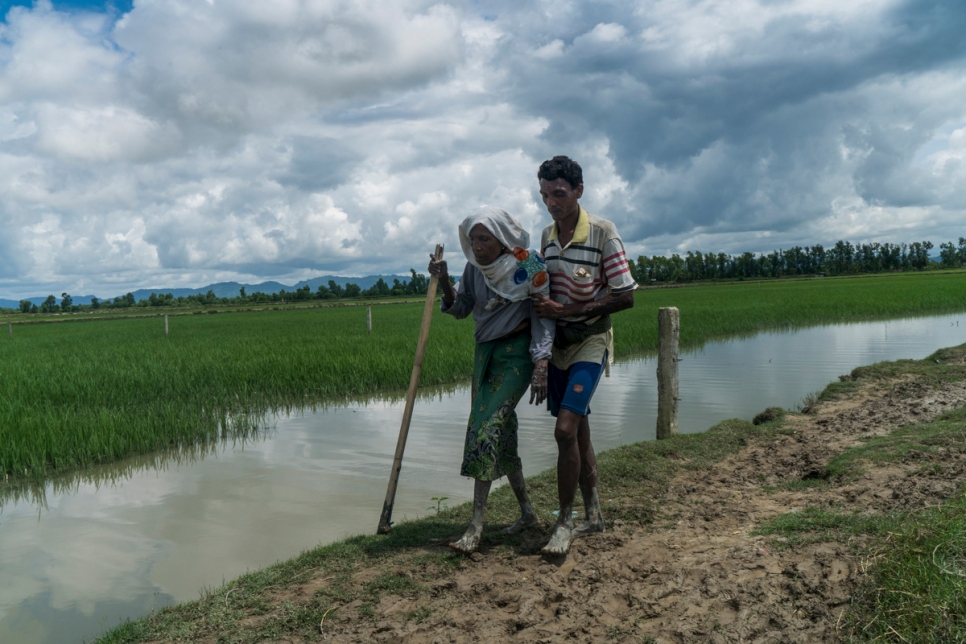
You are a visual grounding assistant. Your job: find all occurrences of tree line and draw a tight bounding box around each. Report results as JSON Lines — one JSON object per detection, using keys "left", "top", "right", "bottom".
{"left": 15, "top": 270, "right": 432, "bottom": 314}
{"left": 633, "top": 238, "right": 966, "bottom": 283}
{"left": 11, "top": 237, "right": 966, "bottom": 314}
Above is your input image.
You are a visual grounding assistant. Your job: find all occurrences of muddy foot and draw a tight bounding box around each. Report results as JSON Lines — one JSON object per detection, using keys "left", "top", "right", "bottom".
{"left": 502, "top": 512, "right": 542, "bottom": 535}
{"left": 573, "top": 512, "right": 605, "bottom": 535}
{"left": 449, "top": 524, "right": 483, "bottom": 553}
{"left": 541, "top": 522, "right": 575, "bottom": 555}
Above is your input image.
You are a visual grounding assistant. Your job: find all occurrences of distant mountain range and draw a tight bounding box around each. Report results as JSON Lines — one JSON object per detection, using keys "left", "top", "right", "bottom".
{"left": 0, "top": 274, "right": 412, "bottom": 309}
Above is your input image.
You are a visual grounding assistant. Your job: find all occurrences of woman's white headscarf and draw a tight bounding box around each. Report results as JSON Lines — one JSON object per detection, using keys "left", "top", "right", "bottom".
{"left": 458, "top": 206, "right": 549, "bottom": 305}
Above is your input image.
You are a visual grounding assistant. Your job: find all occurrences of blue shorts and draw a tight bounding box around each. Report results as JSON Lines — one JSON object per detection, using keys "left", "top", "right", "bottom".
{"left": 548, "top": 354, "right": 607, "bottom": 418}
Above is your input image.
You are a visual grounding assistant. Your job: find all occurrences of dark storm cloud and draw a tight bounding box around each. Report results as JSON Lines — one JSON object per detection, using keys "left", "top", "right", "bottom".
{"left": 0, "top": 234, "right": 18, "bottom": 279}
{"left": 849, "top": 122, "right": 939, "bottom": 208}
{"left": 274, "top": 136, "right": 364, "bottom": 192}
{"left": 493, "top": 0, "right": 966, "bottom": 244}
{"left": 882, "top": 0, "right": 966, "bottom": 73}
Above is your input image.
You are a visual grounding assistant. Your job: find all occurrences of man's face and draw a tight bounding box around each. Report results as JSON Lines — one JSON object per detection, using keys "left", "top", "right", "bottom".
{"left": 539, "top": 178, "right": 583, "bottom": 223}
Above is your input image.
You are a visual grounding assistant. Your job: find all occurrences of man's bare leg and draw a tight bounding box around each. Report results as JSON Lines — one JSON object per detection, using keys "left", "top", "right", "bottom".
{"left": 574, "top": 485, "right": 605, "bottom": 534}
{"left": 503, "top": 468, "right": 541, "bottom": 534}
{"left": 574, "top": 415, "right": 605, "bottom": 534}
{"left": 542, "top": 502, "right": 575, "bottom": 554}
{"left": 450, "top": 479, "right": 492, "bottom": 553}
{"left": 542, "top": 409, "right": 582, "bottom": 554}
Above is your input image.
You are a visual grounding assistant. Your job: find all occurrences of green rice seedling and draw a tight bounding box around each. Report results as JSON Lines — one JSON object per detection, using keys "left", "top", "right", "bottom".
{"left": 3, "top": 270, "right": 966, "bottom": 484}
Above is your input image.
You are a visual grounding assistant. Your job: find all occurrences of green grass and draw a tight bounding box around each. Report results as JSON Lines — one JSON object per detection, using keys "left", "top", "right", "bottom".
{"left": 755, "top": 506, "right": 905, "bottom": 548}
{"left": 847, "top": 494, "right": 966, "bottom": 643}
{"left": 3, "top": 270, "right": 966, "bottom": 484}
{"left": 824, "top": 408, "right": 966, "bottom": 480}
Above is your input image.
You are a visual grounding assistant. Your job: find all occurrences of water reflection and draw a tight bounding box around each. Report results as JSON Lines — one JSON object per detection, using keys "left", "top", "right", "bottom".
{"left": 0, "top": 425, "right": 275, "bottom": 511}
{"left": 1, "top": 313, "right": 965, "bottom": 644}
{"left": 0, "top": 384, "right": 467, "bottom": 511}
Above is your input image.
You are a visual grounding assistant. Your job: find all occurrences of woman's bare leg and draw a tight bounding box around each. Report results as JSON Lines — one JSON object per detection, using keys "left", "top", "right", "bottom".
{"left": 503, "top": 468, "right": 541, "bottom": 534}
{"left": 450, "top": 479, "right": 492, "bottom": 553}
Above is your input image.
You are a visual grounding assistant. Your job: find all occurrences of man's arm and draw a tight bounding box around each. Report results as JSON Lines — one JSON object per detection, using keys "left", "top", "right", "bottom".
{"left": 532, "top": 289, "right": 634, "bottom": 320}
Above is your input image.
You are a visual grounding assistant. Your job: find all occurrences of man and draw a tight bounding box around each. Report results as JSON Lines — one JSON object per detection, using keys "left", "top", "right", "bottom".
{"left": 532, "top": 155, "right": 637, "bottom": 555}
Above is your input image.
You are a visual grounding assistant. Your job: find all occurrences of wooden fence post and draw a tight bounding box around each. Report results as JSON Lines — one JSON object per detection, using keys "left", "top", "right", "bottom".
{"left": 7, "top": 322, "right": 11, "bottom": 338}
{"left": 656, "top": 307, "right": 680, "bottom": 439}
{"left": 164, "top": 314, "right": 169, "bottom": 337}
{"left": 367, "top": 306, "right": 372, "bottom": 334}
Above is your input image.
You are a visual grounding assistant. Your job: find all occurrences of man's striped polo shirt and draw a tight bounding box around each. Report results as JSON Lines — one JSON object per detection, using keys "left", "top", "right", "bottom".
{"left": 540, "top": 206, "right": 637, "bottom": 325}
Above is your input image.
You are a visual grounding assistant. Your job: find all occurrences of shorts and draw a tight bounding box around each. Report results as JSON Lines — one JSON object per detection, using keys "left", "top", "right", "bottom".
{"left": 547, "top": 351, "right": 607, "bottom": 418}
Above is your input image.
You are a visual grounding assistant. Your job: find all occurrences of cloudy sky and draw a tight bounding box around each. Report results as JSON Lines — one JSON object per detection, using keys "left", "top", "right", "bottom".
{"left": 1, "top": 0, "right": 964, "bottom": 299}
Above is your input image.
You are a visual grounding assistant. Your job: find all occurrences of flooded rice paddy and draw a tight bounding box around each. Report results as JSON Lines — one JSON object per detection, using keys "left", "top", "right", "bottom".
{"left": 1, "top": 313, "right": 965, "bottom": 643}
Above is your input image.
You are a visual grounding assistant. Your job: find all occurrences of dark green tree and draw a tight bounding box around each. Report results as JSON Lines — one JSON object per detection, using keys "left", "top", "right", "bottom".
{"left": 407, "top": 269, "right": 428, "bottom": 295}
{"left": 939, "top": 241, "right": 960, "bottom": 268}
{"left": 114, "top": 292, "right": 136, "bottom": 307}
{"left": 907, "top": 241, "right": 934, "bottom": 270}
{"left": 369, "top": 278, "right": 390, "bottom": 297}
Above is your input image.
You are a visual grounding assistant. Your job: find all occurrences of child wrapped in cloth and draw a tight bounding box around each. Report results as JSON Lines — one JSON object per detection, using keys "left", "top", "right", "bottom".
{"left": 428, "top": 205, "right": 555, "bottom": 553}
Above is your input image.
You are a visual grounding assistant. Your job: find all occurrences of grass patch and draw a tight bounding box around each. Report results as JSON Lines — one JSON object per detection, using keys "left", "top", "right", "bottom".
{"left": 846, "top": 493, "right": 966, "bottom": 643}
{"left": 754, "top": 506, "right": 903, "bottom": 548}
{"left": 823, "top": 409, "right": 966, "bottom": 480}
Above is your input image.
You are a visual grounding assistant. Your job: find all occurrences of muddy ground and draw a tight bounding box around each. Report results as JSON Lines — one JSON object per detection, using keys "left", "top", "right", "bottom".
{"left": 273, "top": 369, "right": 966, "bottom": 643}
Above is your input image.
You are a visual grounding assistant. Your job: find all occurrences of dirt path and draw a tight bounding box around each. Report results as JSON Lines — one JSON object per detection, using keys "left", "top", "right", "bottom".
{"left": 307, "top": 373, "right": 966, "bottom": 643}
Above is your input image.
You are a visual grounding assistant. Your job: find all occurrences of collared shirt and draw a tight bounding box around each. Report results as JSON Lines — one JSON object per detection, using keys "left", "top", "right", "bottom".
{"left": 541, "top": 206, "right": 637, "bottom": 324}
{"left": 541, "top": 206, "right": 637, "bottom": 369}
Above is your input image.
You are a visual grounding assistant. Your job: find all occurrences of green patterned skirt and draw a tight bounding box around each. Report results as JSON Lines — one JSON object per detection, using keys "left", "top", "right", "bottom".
{"left": 460, "top": 330, "right": 534, "bottom": 481}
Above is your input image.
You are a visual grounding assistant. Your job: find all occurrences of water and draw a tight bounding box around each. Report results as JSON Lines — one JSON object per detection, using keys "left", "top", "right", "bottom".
{"left": 1, "top": 314, "right": 965, "bottom": 643}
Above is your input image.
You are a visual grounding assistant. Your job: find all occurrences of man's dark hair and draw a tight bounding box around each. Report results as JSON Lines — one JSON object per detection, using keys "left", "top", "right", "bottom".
{"left": 538, "top": 156, "right": 583, "bottom": 190}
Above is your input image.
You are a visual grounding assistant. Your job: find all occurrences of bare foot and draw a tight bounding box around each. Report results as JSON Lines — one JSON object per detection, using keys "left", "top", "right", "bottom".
{"left": 449, "top": 524, "right": 483, "bottom": 553}
{"left": 574, "top": 486, "right": 605, "bottom": 535}
{"left": 502, "top": 512, "right": 542, "bottom": 535}
{"left": 573, "top": 511, "right": 605, "bottom": 535}
{"left": 541, "top": 521, "right": 575, "bottom": 555}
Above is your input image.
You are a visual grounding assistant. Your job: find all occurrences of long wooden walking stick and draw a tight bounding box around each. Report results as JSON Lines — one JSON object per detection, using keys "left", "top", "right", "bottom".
{"left": 377, "top": 244, "right": 444, "bottom": 534}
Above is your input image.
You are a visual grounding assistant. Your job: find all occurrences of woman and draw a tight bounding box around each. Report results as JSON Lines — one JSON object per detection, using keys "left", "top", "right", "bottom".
{"left": 429, "top": 205, "right": 555, "bottom": 553}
